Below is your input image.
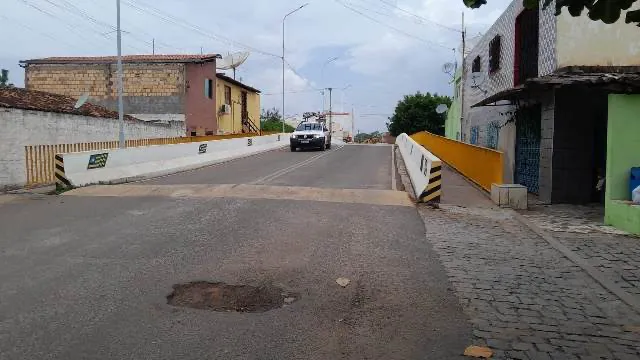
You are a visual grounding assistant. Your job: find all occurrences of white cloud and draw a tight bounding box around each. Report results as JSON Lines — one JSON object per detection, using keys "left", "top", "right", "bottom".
{"left": 1, "top": 0, "right": 513, "bottom": 132}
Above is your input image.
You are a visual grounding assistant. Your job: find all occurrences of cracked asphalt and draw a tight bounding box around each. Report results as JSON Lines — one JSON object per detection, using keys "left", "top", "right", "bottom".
{"left": 0, "top": 145, "right": 471, "bottom": 360}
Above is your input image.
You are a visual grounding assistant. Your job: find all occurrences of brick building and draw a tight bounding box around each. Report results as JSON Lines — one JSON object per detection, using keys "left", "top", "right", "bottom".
{"left": 20, "top": 54, "right": 223, "bottom": 135}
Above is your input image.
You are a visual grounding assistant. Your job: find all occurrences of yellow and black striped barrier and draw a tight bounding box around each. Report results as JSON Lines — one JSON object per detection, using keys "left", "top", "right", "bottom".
{"left": 55, "top": 154, "right": 71, "bottom": 191}
{"left": 420, "top": 160, "right": 442, "bottom": 203}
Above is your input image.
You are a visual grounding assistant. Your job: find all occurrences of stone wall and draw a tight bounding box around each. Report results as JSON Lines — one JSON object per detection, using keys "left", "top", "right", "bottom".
{"left": 0, "top": 108, "right": 185, "bottom": 190}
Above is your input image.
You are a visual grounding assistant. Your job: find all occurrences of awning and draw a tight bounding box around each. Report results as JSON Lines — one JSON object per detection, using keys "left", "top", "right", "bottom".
{"left": 471, "top": 71, "right": 640, "bottom": 108}
{"left": 471, "top": 86, "right": 527, "bottom": 107}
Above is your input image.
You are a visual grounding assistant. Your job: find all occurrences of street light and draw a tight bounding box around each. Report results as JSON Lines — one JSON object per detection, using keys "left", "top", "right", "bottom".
{"left": 321, "top": 56, "right": 339, "bottom": 113}
{"left": 282, "top": 3, "right": 309, "bottom": 133}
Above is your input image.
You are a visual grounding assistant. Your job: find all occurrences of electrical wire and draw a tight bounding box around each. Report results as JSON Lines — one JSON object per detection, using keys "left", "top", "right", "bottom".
{"left": 376, "top": 0, "right": 461, "bottom": 33}
{"left": 334, "top": 0, "right": 452, "bottom": 50}
{"left": 43, "top": 0, "right": 162, "bottom": 53}
{"left": 15, "top": 0, "right": 114, "bottom": 47}
{"left": 123, "top": 0, "right": 280, "bottom": 58}
{"left": 77, "top": 0, "right": 190, "bottom": 53}
{"left": 0, "top": 13, "right": 81, "bottom": 51}
{"left": 262, "top": 89, "right": 322, "bottom": 96}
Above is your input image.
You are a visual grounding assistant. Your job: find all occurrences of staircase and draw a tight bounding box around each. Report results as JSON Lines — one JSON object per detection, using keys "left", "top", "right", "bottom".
{"left": 242, "top": 116, "right": 261, "bottom": 135}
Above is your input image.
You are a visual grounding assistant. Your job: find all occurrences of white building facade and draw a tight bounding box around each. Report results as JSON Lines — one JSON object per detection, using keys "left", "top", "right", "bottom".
{"left": 459, "top": 0, "right": 640, "bottom": 204}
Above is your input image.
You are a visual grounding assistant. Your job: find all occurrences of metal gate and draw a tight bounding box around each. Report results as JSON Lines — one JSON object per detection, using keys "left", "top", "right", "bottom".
{"left": 515, "top": 105, "right": 541, "bottom": 194}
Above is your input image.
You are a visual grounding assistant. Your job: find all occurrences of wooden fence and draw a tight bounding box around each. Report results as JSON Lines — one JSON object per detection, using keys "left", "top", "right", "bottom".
{"left": 25, "top": 132, "right": 276, "bottom": 187}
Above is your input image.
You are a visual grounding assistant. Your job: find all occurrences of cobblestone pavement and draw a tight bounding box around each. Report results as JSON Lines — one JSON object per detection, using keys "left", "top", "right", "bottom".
{"left": 419, "top": 204, "right": 640, "bottom": 360}
{"left": 523, "top": 205, "right": 640, "bottom": 297}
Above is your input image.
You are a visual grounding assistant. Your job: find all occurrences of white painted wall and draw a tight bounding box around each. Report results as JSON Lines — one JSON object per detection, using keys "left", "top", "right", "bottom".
{"left": 329, "top": 114, "right": 354, "bottom": 140}
{"left": 61, "top": 134, "right": 286, "bottom": 187}
{"left": 129, "top": 114, "right": 186, "bottom": 123}
{"left": 0, "top": 108, "right": 186, "bottom": 190}
{"left": 556, "top": 7, "right": 640, "bottom": 68}
{"left": 396, "top": 133, "right": 440, "bottom": 201}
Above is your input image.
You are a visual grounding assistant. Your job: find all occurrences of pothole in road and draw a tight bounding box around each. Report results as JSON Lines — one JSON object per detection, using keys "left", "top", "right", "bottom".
{"left": 166, "top": 281, "right": 298, "bottom": 313}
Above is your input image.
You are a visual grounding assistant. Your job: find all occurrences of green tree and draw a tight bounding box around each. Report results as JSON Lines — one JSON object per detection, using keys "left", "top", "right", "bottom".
{"left": 260, "top": 107, "right": 295, "bottom": 132}
{"left": 0, "top": 69, "right": 14, "bottom": 88}
{"left": 387, "top": 92, "right": 451, "bottom": 137}
{"left": 463, "top": 0, "right": 640, "bottom": 26}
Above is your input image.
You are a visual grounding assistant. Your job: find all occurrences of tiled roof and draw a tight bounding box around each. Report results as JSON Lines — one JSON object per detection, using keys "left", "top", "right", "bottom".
{"left": 0, "top": 87, "right": 139, "bottom": 120}
{"left": 21, "top": 54, "right": 221, "bottom": 64}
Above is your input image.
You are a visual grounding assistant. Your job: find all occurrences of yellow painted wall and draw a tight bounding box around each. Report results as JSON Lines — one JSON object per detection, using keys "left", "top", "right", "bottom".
{"left": 216, "top": 78, "right": 260, "bottom": 134}
{"left": 556, "top": 9, "right": 640, "bottom": 67}
{"left": 411, "top": 131, "right": 504, "bottom": 192}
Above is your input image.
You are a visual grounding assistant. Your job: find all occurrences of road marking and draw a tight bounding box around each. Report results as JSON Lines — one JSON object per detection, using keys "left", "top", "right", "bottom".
{"left": 64, "top": 183, "right": 414, "bottom": 207}
{"left": 391, "top": 145, "right": 397, "bottom": 191}
{"left": 132, "top": 146, "right": 288, "bottom": 184}
{"left": 250, "top": 146, "right": 343, "bottom": 185}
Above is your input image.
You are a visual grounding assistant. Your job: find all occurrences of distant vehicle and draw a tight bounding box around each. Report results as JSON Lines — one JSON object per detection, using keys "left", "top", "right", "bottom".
{"left": 289, "top": 122, "right": 331, "bottom": 152}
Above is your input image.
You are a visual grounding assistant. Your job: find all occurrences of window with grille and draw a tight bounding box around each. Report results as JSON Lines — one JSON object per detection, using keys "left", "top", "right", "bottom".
{"left": 472, "top": 56, "right": 481, "bottom": 73}
{"left": 224, "top": 85, "right": 231, "bottom": 105}
{"left": 489, "top": 35, "right": 501, "bottom": 73}
{"left": 205, "top": 79, "right": 213, "bottom": 99}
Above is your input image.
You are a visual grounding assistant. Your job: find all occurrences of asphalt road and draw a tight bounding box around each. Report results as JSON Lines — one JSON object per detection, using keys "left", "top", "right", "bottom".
{"left": 0, "top": 144, "right": 471, "bottom": 360}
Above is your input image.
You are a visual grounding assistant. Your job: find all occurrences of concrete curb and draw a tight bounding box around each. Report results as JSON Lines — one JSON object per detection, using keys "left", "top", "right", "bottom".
{"left": 394, "top": 147, "right": 417, "bottom": 202}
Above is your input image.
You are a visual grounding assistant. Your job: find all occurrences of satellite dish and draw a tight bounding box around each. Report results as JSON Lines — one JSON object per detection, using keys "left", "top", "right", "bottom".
{"left": 470, "top": 72, "right": 487, "bottom": 87}
{"left": 217, "top": 51, "right": 250, "bottom": 79}
{"left": 74, "top": 92, "right": 90, "bottom": 109}
{"left": 436, "top": 104, "right": 449, "bottom": 114}
{"left": 442, "top": 62, "right": 455, "bottom": 75}
{"left": 217, "top": 51, "right": 250, "bottom": 70}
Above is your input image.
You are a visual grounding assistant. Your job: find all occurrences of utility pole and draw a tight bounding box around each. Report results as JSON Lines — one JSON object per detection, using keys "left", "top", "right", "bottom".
{"left": 460, "top": 11, "right": 466, "bottom": 142}
{"left": 328, "top": 87, "right": 333, "bottom": 137}
{"left": 351, "top": 106, "right": 355, "bottom": 143}
{"left": 282, "top": 4, "right": 309, "bottom": 134}
{"left": 282, "top": 21, "right": 285, "bottom": 134}
{"left": 116, "top": 0, "right": 125, "bottom": 148}
{"left": 152, "top": 38, "right": 155, "bottom": 55}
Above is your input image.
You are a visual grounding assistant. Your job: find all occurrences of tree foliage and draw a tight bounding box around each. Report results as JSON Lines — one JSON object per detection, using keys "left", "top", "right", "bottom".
{"left": 0, "top": 69, "right": 14, "bottom": 88}
{"left": 387, "top": 92, "right": 451, "bottom": 137}
{"left": 354, "top": 131, "right": 382, "bottom": 143}
{"left": 260, "top": 107, "right": 295, "bottom": 132}
{"left": 463, "top": 0, "right": 640, "bottom": 26}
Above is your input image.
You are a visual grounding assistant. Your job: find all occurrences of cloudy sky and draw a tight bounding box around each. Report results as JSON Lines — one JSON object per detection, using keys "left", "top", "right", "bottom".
{"left": 1, "top": 0, "right": 509, "bottom": 132}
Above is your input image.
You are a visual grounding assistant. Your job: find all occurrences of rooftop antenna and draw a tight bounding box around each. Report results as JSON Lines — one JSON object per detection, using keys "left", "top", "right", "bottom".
{"left": 217, "top": 51, "right": 250, "bottom": 79}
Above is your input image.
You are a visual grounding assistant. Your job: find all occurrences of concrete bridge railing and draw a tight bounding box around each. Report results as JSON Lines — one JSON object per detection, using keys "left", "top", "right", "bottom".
{"left": 410, "top": 131, "right": 504, "bottom": 192}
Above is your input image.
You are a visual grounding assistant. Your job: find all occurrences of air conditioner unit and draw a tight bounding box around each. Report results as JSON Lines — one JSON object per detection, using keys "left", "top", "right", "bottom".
{"left": 220, "top": 104, "right": 231, "bottom": 114}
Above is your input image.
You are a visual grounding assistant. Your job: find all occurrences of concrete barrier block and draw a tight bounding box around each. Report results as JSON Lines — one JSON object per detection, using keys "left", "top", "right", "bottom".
{"left": 57, "top": 134, "right": 286, "bottom": 188}
{"left": 395, "top": 133, "right": 441, "bottom": 203}
{"left": 491, "top": 183, "right": 528, "bottom": 209}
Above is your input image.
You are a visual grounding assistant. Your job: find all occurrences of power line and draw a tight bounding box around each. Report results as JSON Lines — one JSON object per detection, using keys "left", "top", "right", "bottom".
{"left": 334, "top": 0, "right": 452, "bottom": 50}
{"left": 41, "top": 0, "right": 154, "bottom": 53}
{"left": 0, "top": 13, "right": 81, "bottom": 51}
{"left": 15, "top": 0, "right": 113, "bottom": 47}
{"left": 262, "top": 89, "right": 322, "bottom": 96}
{"left": 123, "top": 0, "right": 280, "bottom": 58}
{"left": 77, "top": 0, "right": 190, "bottom": 53}
{"left": 376, "top": 0, "right": 461, "bottom": 33}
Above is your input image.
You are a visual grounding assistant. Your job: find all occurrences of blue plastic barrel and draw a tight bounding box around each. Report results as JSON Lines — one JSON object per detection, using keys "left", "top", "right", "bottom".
{"left": 631, "top": 167, "right": 640, "bottom": 198}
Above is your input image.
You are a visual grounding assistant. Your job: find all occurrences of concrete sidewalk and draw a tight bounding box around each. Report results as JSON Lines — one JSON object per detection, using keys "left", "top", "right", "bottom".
{"left": 440, "top": 165, "right": 495, "bottom": 208}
